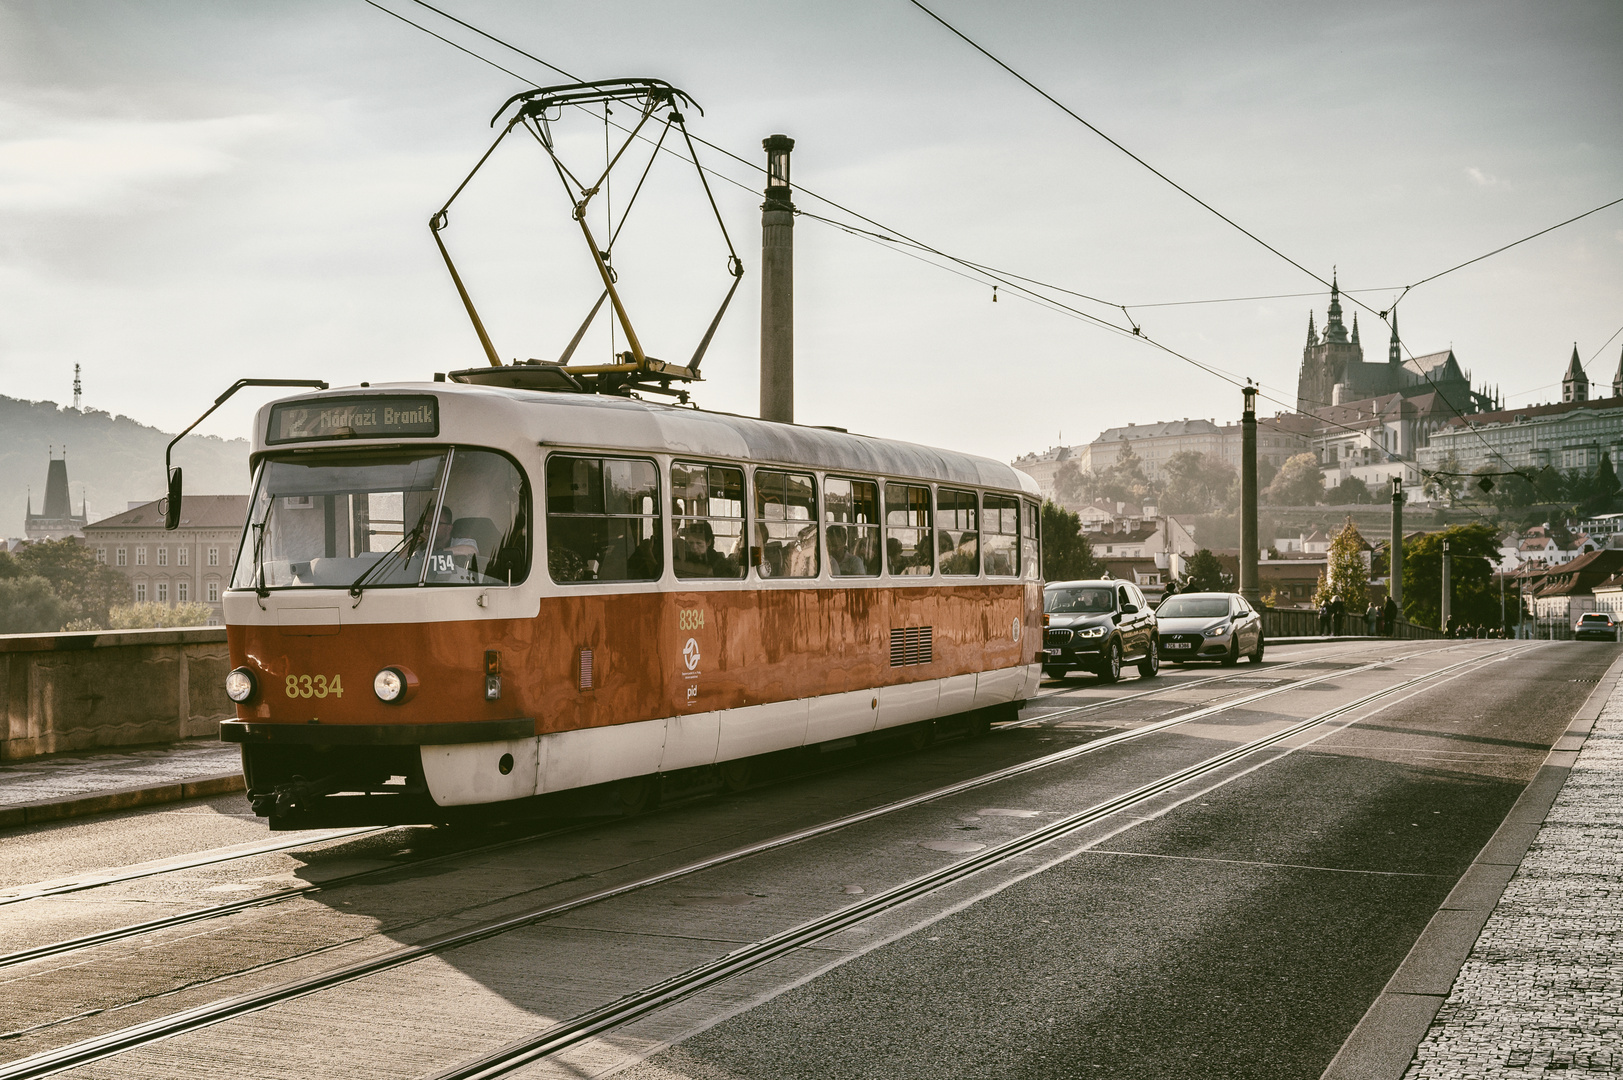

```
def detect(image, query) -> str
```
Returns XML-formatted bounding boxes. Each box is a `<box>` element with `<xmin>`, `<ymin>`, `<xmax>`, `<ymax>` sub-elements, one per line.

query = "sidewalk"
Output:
<box><xmin>0</xmin><ymin>740</ymin><xmax>243</xmax><ymax>828</ymax></box>
<box><xmin>1326</xmin><ymin>656</ymin><xmax>1623</xmax><ymax>1079</ymax></box>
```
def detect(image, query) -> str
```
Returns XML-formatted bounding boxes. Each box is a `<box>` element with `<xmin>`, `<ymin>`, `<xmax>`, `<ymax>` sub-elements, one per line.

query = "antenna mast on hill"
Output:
<box><xmin>73</xmin><ymin>364</ymin><xmax>81</xmax><ymax>410</ymax></box>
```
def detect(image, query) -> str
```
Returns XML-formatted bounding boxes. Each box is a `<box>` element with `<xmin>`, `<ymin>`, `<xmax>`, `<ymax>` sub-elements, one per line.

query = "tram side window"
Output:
<box><xmin>423</xmin><ymin>450</ymin><xmax>531</xmax><ymax>586</ymax></box>
<box><xmin>885</xmin><ymin>483</ymin><xmax>934</xmax><ymax>576</ymax></box>
<box><xmin>983</xmin><ymin>494</ymin><xmax>1020</xmax><ymax>577</ymax></box>
<box><xmin>754</xmin><ymin>469</ymin><xmax>818</xmax><ymax>579</ymax></box>
<box><xmin>672</xmin><ymin>462</ymin><xmax>746</xmax><ymax>579</ymax></box>
<box><xmin>546</xmin><ymin>456</ymin><xmax>662</xmax><ymax>583</ymax></box>
<box><xmin>1023</xmin><ymin>500</ymin><xmax>1041</xmax><ymax>579</ymax></box>
<box><xmin>938</xmin><ymin>488</ymin><xmax>979</xmax><ymax>576</ymax></box>
<box><xmin>824</xmin><ymin>477</ymin><xmax>879</xmax><ymax>577</ymax></box>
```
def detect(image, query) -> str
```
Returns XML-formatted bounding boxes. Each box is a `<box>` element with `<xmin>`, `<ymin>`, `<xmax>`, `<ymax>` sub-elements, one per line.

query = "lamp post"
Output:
<box><xmin>760</xmin><ymin>134</ymin><xmax>795</xmax><ymax>424</ymax></box>
<box><xmin>1390</xmin><ymin>476</ymin><xmax>1404</xmax><ymax>612</ymax></box>
<box><xmin>1441</xmin><ymin>538</ymin><xmax>1452</xmax><ymax>632</ymax></box>
<box><xmin>1240</xmin><ymin>386</ymin><xmax>1259</xmax><ymax>606</ymax></box>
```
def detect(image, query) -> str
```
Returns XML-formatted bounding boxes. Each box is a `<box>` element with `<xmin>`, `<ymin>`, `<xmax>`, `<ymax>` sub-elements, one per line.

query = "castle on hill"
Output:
<box><xmin>1295</xmin><ymin>275</ymin><xmax>1499</xmax><ymax>417</ymax></box>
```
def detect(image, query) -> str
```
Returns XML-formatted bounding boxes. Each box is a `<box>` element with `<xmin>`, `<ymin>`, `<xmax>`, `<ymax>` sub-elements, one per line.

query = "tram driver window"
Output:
<box><xmin>885</xmin><ymin>483</ymin><xmax>933</xmax><ymax>576</ymax></box>
<box><xmin>546</xmin><ymin>456</ymin><xmax>662</xmax><ymax>583</ymax></box>
<box><xmin>672</xmin><ymin>462</ymin><xmax>746</xmax><ymax>579</ymax></box>
<box><xmin>754</xmin><ymin>470</ymin><xmax>818</xmax><ymax>579</ymax></box>
<box><xmin>938</xmin><ymin>488</ymin><xmax>979</xmax><ymax>576</ymax></box>
<box><xmin>426</xmin><ymin>449</ymin><xmax>531</xmax><ymax>586</ymax></box>
<box><xmin>983</xmin><ymin>494</ymin><xmax>1019</xmax><ymax>577</ymax></box>
<box><xmin>824</xmin><ymin>477</ymin><xmax>879</xmax><ymax>577</ymax></box>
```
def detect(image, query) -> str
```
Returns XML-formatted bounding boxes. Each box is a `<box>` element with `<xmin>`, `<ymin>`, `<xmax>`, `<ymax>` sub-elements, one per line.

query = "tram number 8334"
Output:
<box><xmin>285</xmin><ymin>674</ymin><xmax>345</xmax><ymax>699</ymax></box>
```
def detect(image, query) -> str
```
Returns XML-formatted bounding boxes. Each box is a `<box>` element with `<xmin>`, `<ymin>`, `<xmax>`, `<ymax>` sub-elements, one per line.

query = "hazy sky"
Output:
<box><xmin>2</xmin><ymin>0</ymin><xmax>1620</xmax><ymax>466</ymax></box>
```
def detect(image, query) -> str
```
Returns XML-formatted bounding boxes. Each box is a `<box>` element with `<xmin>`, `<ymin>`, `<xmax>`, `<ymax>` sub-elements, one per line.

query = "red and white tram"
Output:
<box><xmin>217</xmin><ymin>380</ymin><xmax>1044</xmax><ymax>828</ymax></box>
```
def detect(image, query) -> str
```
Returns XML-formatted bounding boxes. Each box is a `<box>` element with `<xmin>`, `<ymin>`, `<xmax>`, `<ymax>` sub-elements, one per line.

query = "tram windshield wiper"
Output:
<box><xmin>348</xmin><ymin>504</ymin><xmax>434</xmax><ymax>604</ymax></box>
<box><xmin>250</xmin><ymin>520</ymin><xmax>270</xmax><ymax>599</ymax></box>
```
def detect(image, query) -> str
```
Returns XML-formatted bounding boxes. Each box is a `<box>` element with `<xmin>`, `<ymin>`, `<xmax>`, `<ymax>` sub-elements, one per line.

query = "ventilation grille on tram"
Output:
<box><xmin>890</xmin><ymin>626</ymin><xmax>933</xmax><ymax>667</ymax></box>
<box><xmin>578</xmin><ymin>648</ymin><xmax>594</xmax><ymax>691</ymax></box>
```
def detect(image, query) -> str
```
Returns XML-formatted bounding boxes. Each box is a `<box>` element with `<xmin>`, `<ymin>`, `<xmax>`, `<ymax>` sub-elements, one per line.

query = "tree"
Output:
<box><xmin>1313</xmin><ymin>517</ymin><xmax>1370</xmax><ymax>612</ymax></box>
<box><xmin>1041</xmin><ymin>501</ymin><xmax>1100</xmax><ymax>581</ymax></box>
<box><xmin>1053</xmin><ymin>460</ymin><xmax>1089</xmax><ymax>506</ymax></box>
<box><xmin>1095</xmin><ymin>443</ymin><xmax>1153</xmax><ymax>505</ymax></box>
<box><xmin>0</xmin><ymin>576</ymin><xmax>67</xmax><ymax>634</ymax></box>
<box><xmin>1334</xmin><ymin>475</ymin><xmax>1372</xmax><ymax>504</ymax></box>
<box><xmin>1421</xmin><ymin>452</ymin><xmax>1465</xmax><ymax>504</ymax></box>
<box><xmin>107</xmin><ymin>602</ymin><xmax>215</xmax><ymax>629</ymax></box>
<box><xmin>1263</xmin><ymin>453</ymin><xmax>1323</xmax><ymax>506</ymax></box>
<box><xmin>1401</xmin><ymin>524</ymin><xmax>1500</xmax><ymax>630</ymax></box>
<box><xmin>1183</xmin><ymin>549</ymin><xmax>1233</xmax><ymax>592</ymax></box>
<box><xmin>1159</xmin><ymin>451</ymin><xmax>1238</xmax><ymax>515</ymax></box>
<box><xmin>14</xmin><ymin>539</ymin><xmax>128</xmax><ymax>628</ymax></box>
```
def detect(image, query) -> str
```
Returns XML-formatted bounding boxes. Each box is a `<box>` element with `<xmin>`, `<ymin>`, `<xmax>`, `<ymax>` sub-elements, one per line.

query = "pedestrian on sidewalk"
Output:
<box><xmin>1318</xmin><ymin>604</ymin><xmax>1331</xmax><ymax>636</ymax></box>
<box><xmin>1364</xmin><ymin>604</ymin><xmax>1378</xmax><ymax>635</ymax></box>
<box><xmin>1383</xmin><ymin>595</ymin><xmax>1399</xmax><ymax>637</ymax></box>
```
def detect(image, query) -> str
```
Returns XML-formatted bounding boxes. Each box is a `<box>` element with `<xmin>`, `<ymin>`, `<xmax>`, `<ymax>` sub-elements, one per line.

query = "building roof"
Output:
<box><xmin>1092</xmin><ymin>418</ymin><xmax>1222</xmax><ymax>443</ymax></box>
<box><xmin>85</xmin><ymin>495</ymin><xmax>248</xmax><ymax>531</ymax></box>
<box><xmin>1534</xmin><ymin>548</ymin><xmax>1623</xmax><ymax>597</ymax></box>
<box><xmin>1442</xmin><ymin>393</ymin><xmax>1623</xmax><ymax>429</ymax></box>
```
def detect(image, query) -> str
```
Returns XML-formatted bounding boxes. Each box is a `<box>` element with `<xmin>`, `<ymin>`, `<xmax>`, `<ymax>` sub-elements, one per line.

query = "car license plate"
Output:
<box><xmin>1166</xmin><ymin>642</ymin><xmax>1192</xmax><ymax>649</ymax></box>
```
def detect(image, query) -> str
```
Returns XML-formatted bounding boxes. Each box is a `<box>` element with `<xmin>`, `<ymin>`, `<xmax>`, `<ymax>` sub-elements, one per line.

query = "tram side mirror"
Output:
<box><xmin>164</xmin><ymin>468</ymin><xmax>183</xmax><ymax>530</ymax></box>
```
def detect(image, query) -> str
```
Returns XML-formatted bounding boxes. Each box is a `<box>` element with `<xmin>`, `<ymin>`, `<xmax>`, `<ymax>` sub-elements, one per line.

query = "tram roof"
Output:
<box><xmin>255</xmin><ymin>382</ymin><xmax>1041</xmax><ymax>496</ymax></box>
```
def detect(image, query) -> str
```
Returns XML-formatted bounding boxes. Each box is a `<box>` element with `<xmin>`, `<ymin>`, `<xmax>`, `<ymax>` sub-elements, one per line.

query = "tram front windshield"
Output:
<box><xmin>231</xmin><ymin>447</ymin><xmax>529</xmax><ymax>591</ymax></box>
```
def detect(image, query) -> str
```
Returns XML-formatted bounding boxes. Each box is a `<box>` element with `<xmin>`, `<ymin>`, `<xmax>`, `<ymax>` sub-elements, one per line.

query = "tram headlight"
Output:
<box><xmin>225</xmin><ymin>667</ymin><xmax>257</xmax><ymax>703</ymax></box>
<box><xmin>374</xmin><ymin>668</ymin><xmax>406</xmax><ymax>703</ymax></box>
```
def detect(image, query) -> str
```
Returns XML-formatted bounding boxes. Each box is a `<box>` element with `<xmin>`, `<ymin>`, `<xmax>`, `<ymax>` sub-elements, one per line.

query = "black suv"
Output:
<box><xmin>1042</xmin><ymin>579</ymin><xmax>1160</xmax><ymax>682</ymax></box>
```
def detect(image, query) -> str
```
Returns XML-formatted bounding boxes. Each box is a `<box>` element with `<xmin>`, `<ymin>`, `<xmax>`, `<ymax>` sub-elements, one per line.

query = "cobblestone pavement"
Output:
<box><xmin>1404</xmin><ymin>688</ymin><xmax>1623</xmax><ymax>1078</ymax></box>
<box><xmin>0</xmin><ymin>741</ymin><xmax>241</xmax><ymax>807</ymax></box>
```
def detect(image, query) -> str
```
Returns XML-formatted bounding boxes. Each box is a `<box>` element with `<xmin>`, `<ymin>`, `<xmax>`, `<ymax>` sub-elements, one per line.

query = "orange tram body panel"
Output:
<box><xmin>219</xmin><ymin>382</ymin><xmax>1044</xmax><ymax>827</ymax></box>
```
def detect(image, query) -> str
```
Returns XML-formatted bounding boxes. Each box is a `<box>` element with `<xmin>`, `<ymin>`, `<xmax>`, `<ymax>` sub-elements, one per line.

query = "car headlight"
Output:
<box><xmin>374</xmin><ymin>668</ymin><xmax>406</xmax><ymax>703</ymax></box>
<box><xmin>225</xmin><ymin>667</ymin><xmax>257</xmax><ymax>703</ymax></box>
<box><xmin>1076</xmin><ymin>626</ymin><xmax>1108</xmax><ymax>638</ymax></box>
<box><xmin>1203</xmin><ymin>623</ymin><xmax>1231</xmax><ymax>637</ymax></box>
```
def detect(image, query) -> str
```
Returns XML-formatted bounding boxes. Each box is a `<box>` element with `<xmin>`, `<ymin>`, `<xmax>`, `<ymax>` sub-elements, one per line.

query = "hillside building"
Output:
<box><xmin>82</xmin><ymin>495</ymin><xmax>247</xmax><ymax>625</ymax></box>
<box><xmin>1295</xmin><ymin>277</ymin><xmax>1498</xmax><ymax>416</ymax></box>
<box><xmin>1417</xmin><ymin>348</ymin><xmax>1623</xmax><ymax>479</ymax></box>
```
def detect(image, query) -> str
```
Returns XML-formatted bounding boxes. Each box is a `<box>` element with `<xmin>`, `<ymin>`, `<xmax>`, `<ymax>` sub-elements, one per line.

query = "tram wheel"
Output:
<box><xmin>906</xmin><ymin>721</ymin><xmax>936</xmax><ymax>752</ymax></box>
<box><xmin>718</xmin><ymin>758</ymin><xmax>753</xmax><ymax>793</ymax></box>
<box><xmin>613</xmin><ymin>775</ymin><xmax>658</xmax><ymax>817</ymax></box>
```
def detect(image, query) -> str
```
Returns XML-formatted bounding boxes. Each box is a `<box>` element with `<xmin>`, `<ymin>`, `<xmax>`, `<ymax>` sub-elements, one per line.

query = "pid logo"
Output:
<box><xmin>683</xmin><ymin>637</ymin><xmax>701</xmax><ymax>671</ymax></box>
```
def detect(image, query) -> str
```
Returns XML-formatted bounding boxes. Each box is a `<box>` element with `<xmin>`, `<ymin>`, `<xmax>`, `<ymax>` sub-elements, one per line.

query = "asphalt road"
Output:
<box><xmin>0</xmin><ymin>639</ymin><xmax>1612</xmax><ymax>1080</ymax></box>
<box><xmin>622</xmin><ymin>641</ymin><xmax>1616</xmax><ymax>1080</ymax></box>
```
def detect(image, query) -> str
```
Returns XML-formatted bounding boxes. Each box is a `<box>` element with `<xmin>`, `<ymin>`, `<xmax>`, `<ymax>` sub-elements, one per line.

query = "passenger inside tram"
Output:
<box><xmin>828</xmin><ymin>526</ymin><xmax>866</xmax><ymax>576</ymax></box>
<box><xmin>676</xmin><ymin>521</ymin><xmax>739</xmax><ymax>578</ymax></box>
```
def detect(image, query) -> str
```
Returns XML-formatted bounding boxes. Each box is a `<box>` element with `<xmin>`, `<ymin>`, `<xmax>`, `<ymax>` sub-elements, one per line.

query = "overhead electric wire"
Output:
<box><xmin>364</xmin><ymin>0</ymin><xmax>1487</xmax><ymax>486</ymax></box>
<box><xmin>368</xmin><ymin>0</ymin><xmax>1582</xmax><ymax>505</ymax></box>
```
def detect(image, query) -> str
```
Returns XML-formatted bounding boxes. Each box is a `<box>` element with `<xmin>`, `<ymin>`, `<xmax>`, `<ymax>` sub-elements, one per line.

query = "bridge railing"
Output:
<box><xmin>1</xmin><ymin>627</ymin><xmax>232</xmax><ymax>762</ymax></box>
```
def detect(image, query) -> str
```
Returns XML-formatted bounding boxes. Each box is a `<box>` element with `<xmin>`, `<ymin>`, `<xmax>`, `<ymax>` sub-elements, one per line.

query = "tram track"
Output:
<box><xmin>430</xmin><ymin>643</ymin><xmax>1531</xmax><ymax>1080</ymax></box>
<box><xmin>0</xmin><ymin>641</ymin><xmax>1527</xmax><ymax>1080</ymax></box>
<box><xmin>0</xmin><ymin>640</ymin><xmax>1453</xmax><ymax>978</ymax></box>
<box><xmin>0</xmin><ymin>640</ymin><xmax>1468</xmax><ymax>980</ymax></box>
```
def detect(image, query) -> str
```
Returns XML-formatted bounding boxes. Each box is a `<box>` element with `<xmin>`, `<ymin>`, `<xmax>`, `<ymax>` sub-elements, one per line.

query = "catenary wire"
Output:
<box><xmin>369</xmin><ymin>0</ymin><xmax>1563</xmax><ymax>502</ymax></box>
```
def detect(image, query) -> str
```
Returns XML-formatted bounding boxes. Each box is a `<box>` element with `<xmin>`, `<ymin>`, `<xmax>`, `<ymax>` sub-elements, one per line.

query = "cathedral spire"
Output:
<box><xmin>1322</xmin><ymin>270</ymin><xmax>1349</xmax><ymax>344</ymax></box>
<box><xmin>1613</xmin><ymin>342</ymin><xmax>1622</xmax><ymax>399</ymax></box>
<box><xmin>1350</xmin><ymin>311</ymin><xmax>1360</xmax><ymax>344</ymax></box>
<box><xmin>1306</xmin><ymin>310</ymin><xmax>1317</xmax><ymax>346</ymax></box>
<box><xmin>1388</xmin><ymin>307</ymin><xmax>1402</xmax><ymax>365</ymax></box>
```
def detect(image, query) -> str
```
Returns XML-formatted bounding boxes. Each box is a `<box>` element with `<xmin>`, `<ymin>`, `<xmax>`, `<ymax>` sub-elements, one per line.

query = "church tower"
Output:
<box><xmin>1563</xmin><ymin>345</ymin><xmax>1589</xmax><ymax>403</ymax></box>
<box><xmin>1294</xmin><ymin>273</ymin><xmax>1365</xmax><ymax>411</ymax></box>
<box><xmin>1612</xmin><ymin>343</ymin><xmax>1622</xmax><ymax>399</ymax></box>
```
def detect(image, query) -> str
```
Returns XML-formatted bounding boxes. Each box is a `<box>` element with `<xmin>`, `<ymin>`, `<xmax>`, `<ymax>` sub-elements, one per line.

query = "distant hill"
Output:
<box><xmin>1</xmin><ymin>396</ymin><xmax>251</xmax><ymax>537</ymax></box>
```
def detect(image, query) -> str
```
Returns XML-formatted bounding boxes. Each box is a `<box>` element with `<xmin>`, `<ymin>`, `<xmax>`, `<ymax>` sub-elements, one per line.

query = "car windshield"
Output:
<box><xmin>1158</xmin><ymin>597</ymin><xmax>1230</xmax><ymax>619</ymax></box>
<box><xmin>1044</xmin><ymin>586</ymin><xmax>1114</xmax><ymax>614</ymax></box>
<box><xmin>231</xmin><ymin>447</ymin><xmax>530</xmax><ymax>591</ymax></box>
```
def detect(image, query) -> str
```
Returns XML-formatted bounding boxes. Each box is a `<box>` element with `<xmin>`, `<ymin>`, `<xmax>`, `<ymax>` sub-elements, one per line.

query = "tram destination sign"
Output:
<box><xmin>267</xmin><ymin>395</ymin><xmax>439</xmax><ymax>444</ymax></box>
